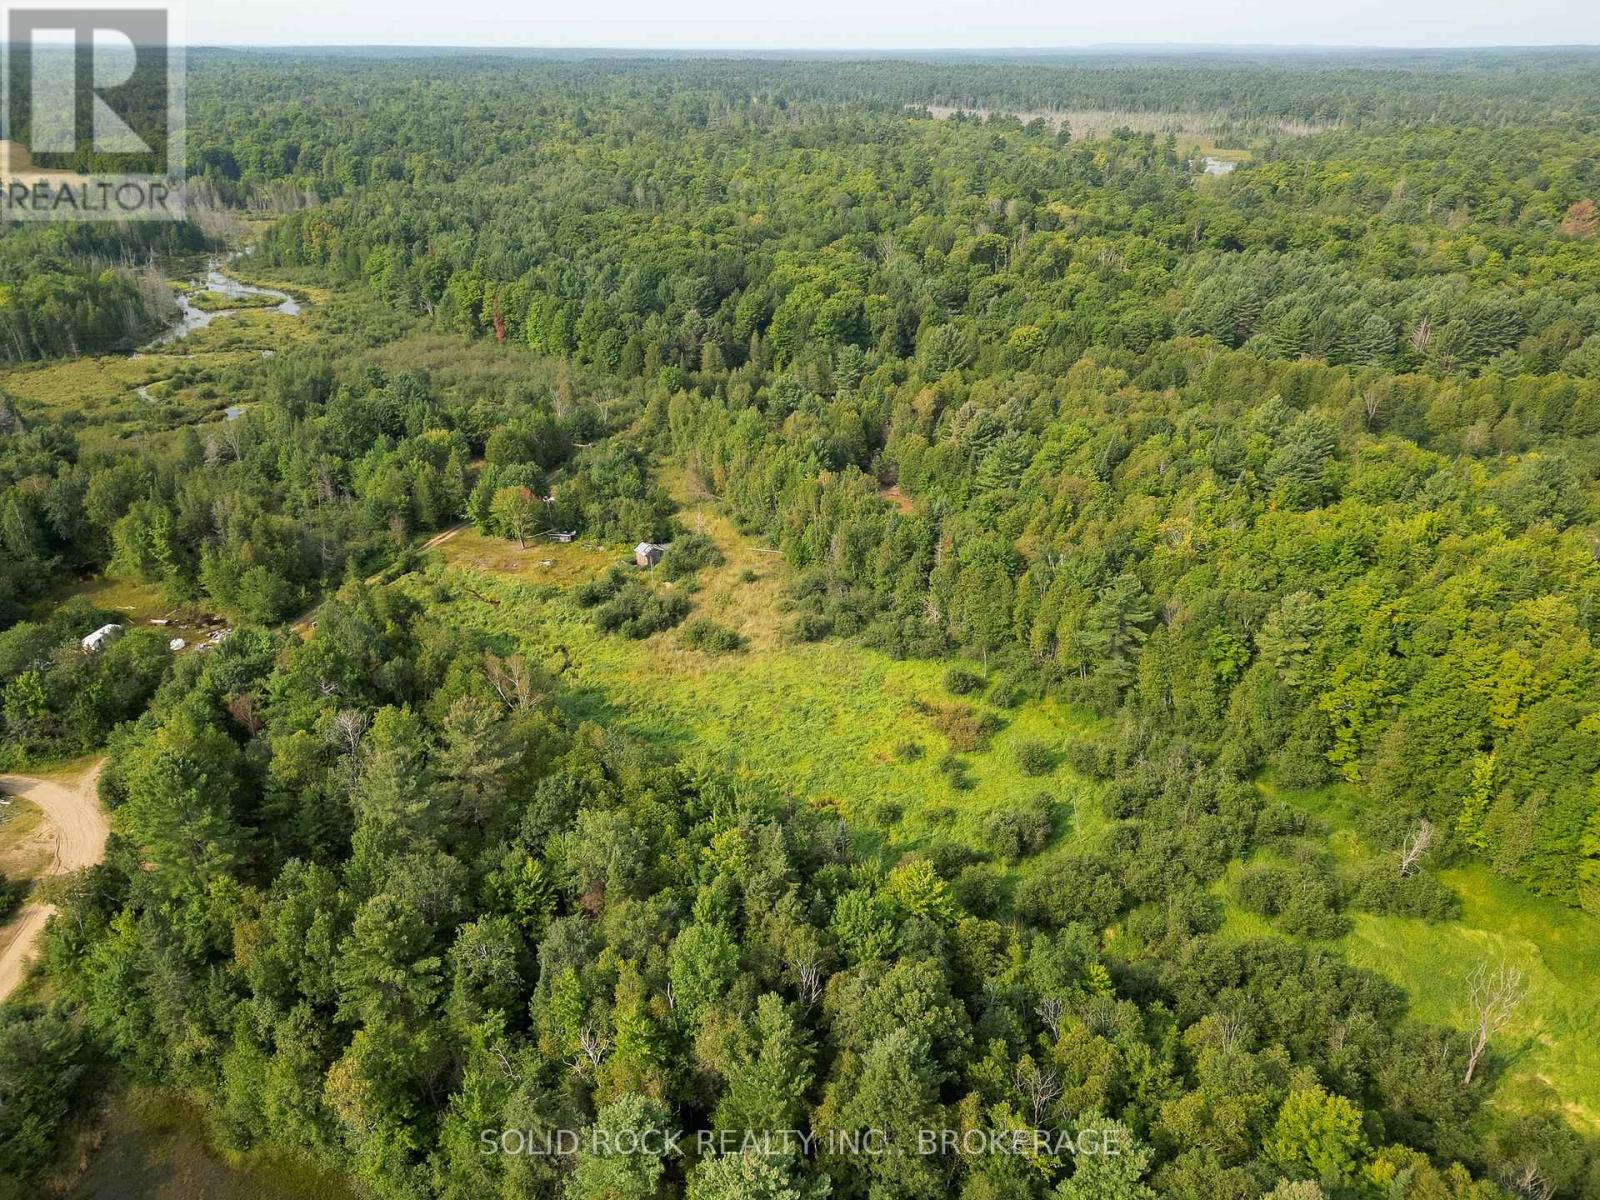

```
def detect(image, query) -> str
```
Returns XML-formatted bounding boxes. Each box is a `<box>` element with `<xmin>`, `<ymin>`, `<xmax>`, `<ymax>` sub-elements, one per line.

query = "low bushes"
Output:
<box><xmin>1013</xmin><ymin>739</ymin><xmax>1056</xmax><ymax>776</ymax></box>
<box><xmin>1235</xmin><ymin>852</ymin><xmax>1349</xmax><ymax>939</ymax></box>
<box><xmin>593</xmin><ymin>582</ymin><xmax>691</xmax><ymax>639</ymax></box>
<box><xmin>983</xmin><ymin>794</ymin><xmax>1057</xmax><ymax>862</ymax></box>
<box><xmin>679</xmin><ymin>618</ymin><xmax>746</xmax><ymax>654</ymax></box>
<box><xmin>943</xmin><ymin>666</ymin><xmax>986</xmax><ymax>696</ymax></box>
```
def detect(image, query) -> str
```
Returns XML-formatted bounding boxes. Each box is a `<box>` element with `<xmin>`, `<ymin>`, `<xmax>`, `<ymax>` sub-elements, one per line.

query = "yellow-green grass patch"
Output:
<box><xmin>1342</xmin><ymin>868</ymin><xmax>1600</xmax><ymax>1131</ymax></box>
<box><xmin>414</xmin><ymin>499</ymin><xmax>1101</xmax><ymax>857</ymax></box>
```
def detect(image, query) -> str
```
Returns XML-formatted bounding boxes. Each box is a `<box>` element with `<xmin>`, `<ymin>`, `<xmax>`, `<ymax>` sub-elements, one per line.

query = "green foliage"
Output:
<box><xmin>572</xmin><ymin>1094</ymin><xmax>675</xmax><ymax>1200</ymax></box>
<box><xmin>983</xmin><ymin>793</ymin><xmax>1057</xmax><ymax>863</ymax></box>
<box><xmin>1012</xmin><ymin>739</ymin><xmax>1056</xmax><ymax>777</ymax></box>
<box><xmin>593</xmin><ymin>581</ymin><xmax>692</xmax><ymax>639</ymax></box>
<box><xmin>679</xmin><ymin>617</ymin><xmax>746</xmax><ymax>654</ymax></box>
<box><xmin>659</xmin><ymin>530</ymin><xmax>725</xmax><ymax>581</ymax></box>
<box><xmin>0</xmin><ymin>1003</ymin><xmax>89</xmax><ymax>1190</ymax></box>
<box><xmin>1264</xmin><ymin>1086</ymin><xmax>1367</xmax><ymax>1186</ymax></box>
<box><xmin>14</xmin><ymin>44</ymin><xmax>1600</xmax><ymax>1200</ymax></box>
<box><xmin>1235</xmin><ymin>853</ymin><xmax>1350</xmax><ymax>940</ymax></box>
<box><xmin>1053</xmin><ymin>1120</ymin><xmax>1157</xmax><ymax>1200</ymax></box>
<box><xmin>943</xmin><ymin>666</ymin><xmax>986</xmax><ymax>696</ymax></box>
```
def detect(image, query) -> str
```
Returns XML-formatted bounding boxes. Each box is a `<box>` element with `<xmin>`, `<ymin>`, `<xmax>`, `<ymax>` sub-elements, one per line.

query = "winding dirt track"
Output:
<box><xmin>0</xmin><ymin>761</ymin><xmax>107</xmax><ymax>1003</ymax></box>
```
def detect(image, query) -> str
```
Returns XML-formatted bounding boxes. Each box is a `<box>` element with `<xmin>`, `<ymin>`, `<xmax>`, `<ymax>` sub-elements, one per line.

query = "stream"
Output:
<box><xmin>139</xmin><ymin>256</ymin><xmax>302</xmax><ymax>419</ymax></box>
<box><xmin>151</xmin><ymin>256</ymin><xmax>301</xmax><ymax>347</ymax></box>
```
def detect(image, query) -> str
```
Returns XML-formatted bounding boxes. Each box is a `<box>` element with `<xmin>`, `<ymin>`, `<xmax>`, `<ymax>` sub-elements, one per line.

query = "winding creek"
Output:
<box><xmin>152</xmin><ymin>257</ymin><xmax>302</xmax><ymax>346</ymax></box>
<box><xmin>137</xmin><ymin>257</ymin><xmax>303</xmax><ymax>420</ymax></box>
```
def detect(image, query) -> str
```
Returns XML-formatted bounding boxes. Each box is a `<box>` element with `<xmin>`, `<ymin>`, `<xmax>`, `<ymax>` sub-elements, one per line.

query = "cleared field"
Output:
<box><xmin>419</xmin><ymin>497</ymin><xmax>1102</xmax><ymax>857</ymax></box>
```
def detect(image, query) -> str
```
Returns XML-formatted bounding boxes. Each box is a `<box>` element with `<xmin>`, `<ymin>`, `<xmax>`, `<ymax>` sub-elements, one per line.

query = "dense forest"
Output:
<box><xmin>3</xmin><ymin>46</ymin><xmax>1600</xmax><ymax>1200</ymax></box>
<box><xmin>0</xmin><ymin>223</ymin><xmax>202</xmax><ymax>362</ymax></box>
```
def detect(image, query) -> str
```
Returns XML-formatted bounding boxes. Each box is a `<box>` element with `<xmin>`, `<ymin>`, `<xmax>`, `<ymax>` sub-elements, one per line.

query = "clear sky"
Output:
<box><xmin>184</xmin><ymin>0</ymin><xmax>1599</xmax><ymax>51</ymax></box>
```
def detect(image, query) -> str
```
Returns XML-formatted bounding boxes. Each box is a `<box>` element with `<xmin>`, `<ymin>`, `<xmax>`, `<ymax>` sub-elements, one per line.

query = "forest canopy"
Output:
<box><xmin>2</xmin><ymin>44</ymin><xmax>1600</xmax><ymax>1200</ymax></box>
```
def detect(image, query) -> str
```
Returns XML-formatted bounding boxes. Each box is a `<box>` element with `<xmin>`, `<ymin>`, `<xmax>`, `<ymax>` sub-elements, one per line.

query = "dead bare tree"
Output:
<box><xmin>1361</xmin><ymin>386</ymin><xmax>1384</xmax><ymax>430</ymax></box>
<box><xmin>1212</xmin><ymin>1011</ymin><xmax>1247</xmax><ymax>1054</ymax></box>
<box><xmin>227</xmin><ymin>692</ymin><xmax>263</xmax><ymax>735</ymax></box>
<box><xmin>326</xmin><ymin>708</ymin><xmax>370</xmax><ymax>756</ymax></box>
<box><xmin>1501</xmin><ymin>1160</ymin><xmax>1555</xmax><ymax>1200</ymax></box>
<box><xmin>492</xmin><ymin>1045</ymin><xmax>523</xmax><ymax>1085</ymax></box>
<box><xmin>573</xmin><ymin>1026</ymin><xmax>611</xmax><ymax>1077</ymax></box>
<box><xmin>786</xmin><ymin>947</ymin><xmax>826</xmax><ymax>1007</ymax></box>
<box><xmin>1398</xmin><ymin>819</ymin><xmax>1435</xmax><ymax>878</ymax></box>
<box><xmin>485</xmin><ymin>652</ymin><xmax>549</xmax><ymax>712</ymax></box>
<box><xmin>1462</xmin><ymin>961</ymin><xmax>1527</xmax><ymax>1084</ymax></box>
<box><xmin>1013</xmin><ymin>1059</ymin><xmax>1062</xmax><ymax>1127</ymax></box>
<box><xmin>1035</xmin><ymin>996</ymin><xmax>1066</xmax><ymax>1041</ymax></box>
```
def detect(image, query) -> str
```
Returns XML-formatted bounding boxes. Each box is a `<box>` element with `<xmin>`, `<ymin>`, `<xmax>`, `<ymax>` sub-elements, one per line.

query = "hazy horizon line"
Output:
<box><xmin>181</xmin><ymin>40</ymin><xmax>1600</xmax><ymax>53</ymax></box>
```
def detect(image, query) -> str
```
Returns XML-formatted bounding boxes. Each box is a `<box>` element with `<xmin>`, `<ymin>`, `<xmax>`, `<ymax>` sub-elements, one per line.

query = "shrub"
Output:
<box><xmin>983</xmin><ymin>794</ymin><xmax>1056</xmax><ymax>862</ymax></box>
<box><xmin>1062</xmin><ymin>736</ymin><xmax>1114</xmax><ymax>780</ymax></box>
<box><xmin>937</xmin><ymin>752</ymin><xmax>972</xmax><ymax>790</ymax></box>
<box><xmin>872</xmin><ymin>801</ymin><xmax>903</xmax><ymax>828</ymax></box>
<box><xmin>593</xmin><ymin>583</ymin><xmax>691</xmax><ymax>639</ymax></box>
<box><xmin>0</xmin><ymin>870</ymin><xmax>23</xmax><ymax>922</ymax></box>
<box><xmin>1347</xmin><ymin>862</ymin><xmax>1462</xmax><ymax>921</ymax></box>
<box><xmin>575</xmin><ymin>566</ymin><xmax>629</xmax><ymax>608</ymax></box>
<box><xmin>988</xmin><ymin>668</ymin><xmax>1037</xmax><ymax>708</ymax></box>
<box><xmin>678</xmin><ymin>618</ymin><xmax>745</xmax><ymax>654</ymax></box>
<box><xmin>1015</xmin><ymin>852</ymin><xmax>1127</xmax><ymax>928</ymax></box>
<box><xmin>1235</xmin><ymin>856</ymin><xmax>1349</xmax><ymax>939</ymax></box>
<box><xmin>926</xmin><ymin>841</ymin><xmax>986</xmax><ymax>877</ymax></box>
<box><xmin>1013</xmin><ymin>739</ymin><xmax>1056</xmax><ymax>776</ymax></box>
<box><xmin>892</xmin><ymin>739</ymin><xmax>924</xmax><ymax>763</ymax></box>
<box><xmin>927</xmin><ymin>702</ymin><xmax>1004</xmax><ymax>753</ymax></box>
<box><xmin>785</xmin><ymin>612</ymin><xmax>831</xmax><ymax>643</ymax></box>
<box><xmin>944</xmin><ymin>666</ymin><xmax>986</xmax><ymax>696</ymax></box>
<box><xmin>953</xmin><ymin>863</ymin><xmax>1007</xmax><ymax>916</ymax></box>
<box><xmin>660</xmin><ymin>530</ymin><xmax>724</xmax><ymax>581</ymax></box>
<box><xmin>738</xmin><ymin>568</ymin><xmax>759</xmax><ymax>583</ymax></box>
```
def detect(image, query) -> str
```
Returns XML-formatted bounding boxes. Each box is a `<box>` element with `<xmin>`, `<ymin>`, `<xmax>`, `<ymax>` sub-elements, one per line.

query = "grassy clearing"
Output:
<box><xmin>38</xmin><ymin>575</ymin><xmax>221</xmax><ymax>652</ymax></box>
<box><xmin>1344</xmin><ymin>871</ymin><xmax>1600</xmax><ymax>1131</ymax></box>
<box><xmin>421</xmin><ymin>498</ymin><xmax>1102</xmax><ymax>859</ymax></box>
<box><xmin>1255</xmin><ymin>777</ymin><xmax>1600</xmax><ymax>1131</ymax></box>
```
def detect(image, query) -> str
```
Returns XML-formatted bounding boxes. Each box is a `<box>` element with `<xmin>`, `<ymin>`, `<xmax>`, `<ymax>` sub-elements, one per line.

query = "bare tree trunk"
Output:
<box><xmin>1462</xmin><ymin>961</ymin><xmax>1526</xmax><ymax>1085</ymax></box>
<box><xmin>1399</xmin><ymin>819</ymin><xmax>1434</xmax><ymax>878</ymax></box>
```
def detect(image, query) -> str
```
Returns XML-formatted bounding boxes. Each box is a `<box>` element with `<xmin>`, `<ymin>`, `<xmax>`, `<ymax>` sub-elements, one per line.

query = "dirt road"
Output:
<box><xmin>420</xmin><ymin>521</ymin><xmax>468</xmax><ymax>551</ymax></box>
<box><xmin>0</xmin><ymin>761</ymin><xmax>107</xmax><ymax>1003</ymax></box>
